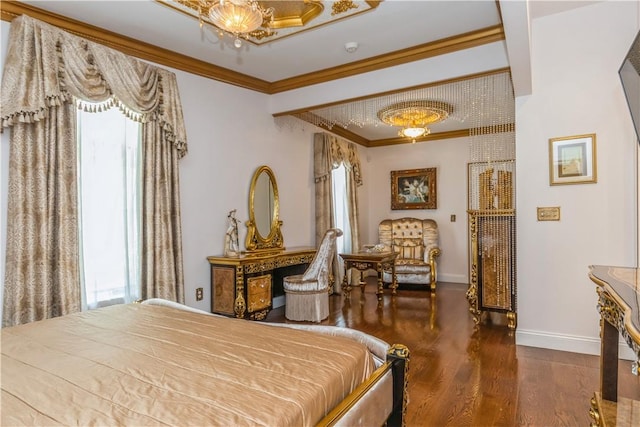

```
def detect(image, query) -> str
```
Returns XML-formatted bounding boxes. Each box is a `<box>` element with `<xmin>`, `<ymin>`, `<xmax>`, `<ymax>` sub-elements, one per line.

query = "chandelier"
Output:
<box><xmin>201</xmin><ymin>0</ymin><xmax>274</xmax><ymax>48</ymax></box>
<box><xmin>377</xmin><ymin>101</ymin><xmax>453</xmax><ymax>142</ymax></box>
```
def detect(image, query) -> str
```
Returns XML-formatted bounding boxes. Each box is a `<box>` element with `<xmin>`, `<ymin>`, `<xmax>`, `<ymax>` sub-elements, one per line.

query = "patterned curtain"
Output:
<box><xmin>313</xmin><ymin>133</ymin><xmax>363</xmax><ymax>293</ymax></box>
<box><xmin>1</xmin><ymin>15</ymin><xmax>188</xmax><ymax>326</ymax></box>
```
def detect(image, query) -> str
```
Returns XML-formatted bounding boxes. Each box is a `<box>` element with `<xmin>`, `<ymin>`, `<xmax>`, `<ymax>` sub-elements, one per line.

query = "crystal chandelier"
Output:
<box><xmin>377</xmin><ymin>101</ymin><xmax>453</xmax><ymax>142</ymax></box>
<box><xmin>201</xmin><ymin>0</ymin><xmax>274</xmax><ymax>48</ymax></box>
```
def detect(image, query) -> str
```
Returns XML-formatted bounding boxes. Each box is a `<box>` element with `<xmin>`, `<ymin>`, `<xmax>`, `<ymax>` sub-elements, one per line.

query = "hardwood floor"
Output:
<box><xmin>266</xmin><ymin>280</ymin><xmax>640</xmax><ymax>426</ymax></box>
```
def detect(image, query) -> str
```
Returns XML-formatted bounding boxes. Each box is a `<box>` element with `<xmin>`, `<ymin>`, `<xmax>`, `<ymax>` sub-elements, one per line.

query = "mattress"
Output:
<box><xmin>1</xmin><ymin>303</ymin><xmax>376</xmax><ymax>426</ymax></box>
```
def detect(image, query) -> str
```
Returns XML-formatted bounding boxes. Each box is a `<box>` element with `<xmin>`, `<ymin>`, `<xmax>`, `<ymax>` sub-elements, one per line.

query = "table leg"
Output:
<box><xmin>600</xmin><ymin>317</ymin><xmax>619</xmax><ymax>402</ymax></box>
<box><xmin>342</xmin><ymin>263</ymin><xmax>352</xmax><ymax>301</ymax></box>
<box><xmin>391</xmin><ymin>262</ymin><xmax>398</xmax><ymax>295</ymax></box>
<box><xmin>376</xmin><ymin>263</ymin><xmax>384</xmax><ymax>302</ymax></box>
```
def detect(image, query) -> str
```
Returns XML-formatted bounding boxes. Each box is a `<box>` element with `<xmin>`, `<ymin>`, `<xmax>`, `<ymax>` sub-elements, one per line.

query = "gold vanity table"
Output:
<box><xmin>339</xmin><ymin>251</ymin><xmax>398</xmax><ymax>302</ymax></box>
<box><xmin>209</xmin><ymin>165</ymin><xmax>317</xmax><ymax>320</ymax></box>
<box><xmin>208</xmin><ymin>247</ymin><xmax>316</xmax><ymax>320</ymax></box>
<box><xmin>588</xmin><ymin>265</ymin><xmax>640</xmax><ymax>427</ymax></box>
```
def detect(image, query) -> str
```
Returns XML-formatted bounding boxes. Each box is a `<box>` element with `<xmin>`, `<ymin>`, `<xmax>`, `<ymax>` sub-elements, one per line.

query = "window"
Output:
<box><xmin>331</xmin><ymin>164</ymin><xmax>352</xmax><ymax>277</ymax></box>
<box><xmin>77</xmin><ymin>104</ymin><xmax>142</xmax><ymax>309</ymax></box>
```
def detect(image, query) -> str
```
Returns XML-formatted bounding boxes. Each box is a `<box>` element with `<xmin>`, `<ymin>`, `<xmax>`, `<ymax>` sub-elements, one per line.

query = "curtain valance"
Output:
<box><xmin>313</xmin><ymin>133</ymin><xmax>363</xmax><ymax>186</ymax></box>
<box><xmin>0</xmin><ymin>15</ymin><xmax>187</xmax><ymax>157</ymax></box>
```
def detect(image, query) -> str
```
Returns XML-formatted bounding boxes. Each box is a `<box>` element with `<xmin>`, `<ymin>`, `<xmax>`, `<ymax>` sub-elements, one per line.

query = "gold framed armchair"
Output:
<box><xmin>378</xmin><ymin>218</ymin><xmax>441</xmax><ymax>291</ymax></box>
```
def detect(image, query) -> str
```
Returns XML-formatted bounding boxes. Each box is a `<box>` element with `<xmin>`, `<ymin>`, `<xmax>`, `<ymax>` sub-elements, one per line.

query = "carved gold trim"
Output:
<box><xmin>597</xmin><ymin>287</ymin><xmax>640</xmax><ymax>356</ymax></box>
<box><xmin>429</xmin><ymin>248</ymin><xmax>441</xmax><ymax>292</ymax></box>
<box><xmin>466</xmin><ymin>213</ymin><xmax>482</xmax><ymax>325</ymax></box>
<box><xmin>589</xmin><ymin>393</ymin><xmax>601</xmax><ymax>427</ymax></box>
<box><xmin>234</xmin><ymin>265</ymin><xmax>246</xmax><ymax>318</ymax></box>
<box><xmin>332</xmin><ymin>0</ymin><xmax>359</xmax><ymax>16</ymax></box>
<box><xmin>506</xmin><ymin>311</ymin><xmax>517</xmax><ymax>329</ymax></box>
<box><xmin>0</xmin><ymin>1</ymin><xmax>504</xmax><ymax>95</ymax></box>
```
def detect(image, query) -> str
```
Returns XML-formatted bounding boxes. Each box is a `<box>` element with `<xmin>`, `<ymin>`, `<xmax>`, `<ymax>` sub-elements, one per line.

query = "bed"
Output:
<box><xmin>1</xmin><ymin>299</ymin><xmax>409</xmax><ymax>426</ymax></box>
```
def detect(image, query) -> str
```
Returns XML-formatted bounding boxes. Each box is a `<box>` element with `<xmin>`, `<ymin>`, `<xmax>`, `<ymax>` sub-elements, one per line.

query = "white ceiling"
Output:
<box><xmin>12</xmin><ymin>1</ymin><xmax>598</xmax><ymax>144</ymax></box>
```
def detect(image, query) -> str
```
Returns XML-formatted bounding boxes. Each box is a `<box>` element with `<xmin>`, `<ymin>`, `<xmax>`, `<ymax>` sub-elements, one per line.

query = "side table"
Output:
<box><xmin>339</xmin><ymin>251</ymin><xmax>398</xmax><ymax>302</ymax></box>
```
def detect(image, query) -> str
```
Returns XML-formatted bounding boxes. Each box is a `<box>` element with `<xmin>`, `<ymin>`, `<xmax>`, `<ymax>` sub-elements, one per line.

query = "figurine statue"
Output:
<box><xmin>224</xmin><ymin>209</ymin><xmax>240</xmax><ymax>257</ymax></box>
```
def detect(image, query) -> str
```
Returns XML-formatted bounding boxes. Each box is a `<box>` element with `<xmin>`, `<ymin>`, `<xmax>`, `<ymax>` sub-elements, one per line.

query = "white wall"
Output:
<box><xmin>515</xmin><ymin>1</ymin><xmax>639</xmax><ymax>357</ymax></box>
<box><xmin>363</xmin><ymin>137</ymin><xmax>471</xmax><ymax>284</ymax></box>
<box><xmin>176</xmin><ymin>72</ymin><xmax>317</xmax><ymax>310</ymax></box>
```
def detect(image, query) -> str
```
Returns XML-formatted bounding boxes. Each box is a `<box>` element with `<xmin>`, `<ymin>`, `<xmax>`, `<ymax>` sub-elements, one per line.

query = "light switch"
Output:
<box><xmin>450</xmin><ymin>214</ymin><xmax>456</xmax><ymax>222</ymax></box>
<box><xmin>537</xmin><ymin>207</ymin><xmax>560</xmax><ymax>221</ymax></box>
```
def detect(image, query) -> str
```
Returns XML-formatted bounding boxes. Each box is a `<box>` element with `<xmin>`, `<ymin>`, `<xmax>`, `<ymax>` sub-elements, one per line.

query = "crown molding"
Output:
<box><xmin>0</xmin><ymin>1</ymin><xmax>505</xmax><ymax>95</ymax></box>
<box><xmin>368</xmin><ymin>129</ymin><xmax>473</xmax><ymax>147</ymax></box>
<box><xmin>368</xmin><ymin>124</ymin><xmax>514</xmax><ymax>147</ymax></box>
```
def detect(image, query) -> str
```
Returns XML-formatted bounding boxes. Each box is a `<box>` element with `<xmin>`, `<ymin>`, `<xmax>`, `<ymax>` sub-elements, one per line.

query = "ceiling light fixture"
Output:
<box><xmin>377</xmin><ymin>101</ymin><xmax>453</xmax><ymax>143</ymax></box>
<box><xmin>200</xmin><ymin>0</ymin><xmax>274</xmax><ymax>48</ymax></box>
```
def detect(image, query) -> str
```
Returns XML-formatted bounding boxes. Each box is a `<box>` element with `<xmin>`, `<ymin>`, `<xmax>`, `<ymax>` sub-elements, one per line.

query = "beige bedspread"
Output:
<box><xmin>1</xmin><ymin>303</ymin><xmax>375</xmax><ymax>426</ymax></box>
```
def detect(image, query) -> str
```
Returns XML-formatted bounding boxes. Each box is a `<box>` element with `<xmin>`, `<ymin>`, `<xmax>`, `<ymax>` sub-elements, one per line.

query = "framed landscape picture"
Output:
<box><xmin>391</xmin><ymin>168</ymin><xmax>437</xmax><ymax>210</ymax></box>
<box><xmin>549</xmin><ymin>134</ymin><xmax>597</xmax><ymax>185</ymax></box>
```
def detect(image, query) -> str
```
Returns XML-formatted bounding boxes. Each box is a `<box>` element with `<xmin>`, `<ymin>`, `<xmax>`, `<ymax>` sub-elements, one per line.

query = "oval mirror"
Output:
<box><xmin>245</xmin><ymin>166</ymin><xmax>284</xmax><ymax>252</ymax></box>
<box><xmin>254</xmin><ymin>170</ymin><xmax>273</xmax><ymax>239</ymax></box>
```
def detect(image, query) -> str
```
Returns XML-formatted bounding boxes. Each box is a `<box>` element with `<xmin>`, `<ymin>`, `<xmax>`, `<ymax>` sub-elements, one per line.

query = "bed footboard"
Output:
<box><xmin>387</xmin><ymin>344</ymin><xmax>410</xmax><ymax>427</ymax></box>
<box><xmin>317</xmin><ymin>344</ymin><xmax>410</xmax><ymax>427</ymax></box>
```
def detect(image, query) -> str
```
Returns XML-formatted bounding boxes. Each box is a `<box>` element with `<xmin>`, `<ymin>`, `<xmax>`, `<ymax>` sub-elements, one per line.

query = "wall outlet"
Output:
<box><xmin>195</xmin><ymin>287</ymin><xmax>203</xmax><ymax>301</ymax></box>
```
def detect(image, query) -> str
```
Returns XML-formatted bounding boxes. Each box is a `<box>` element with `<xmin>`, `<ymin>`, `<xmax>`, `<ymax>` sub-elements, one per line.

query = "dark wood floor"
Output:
<box><xmin>266</xmin><ymin>279</ymin><xmax>640</xmax><ymax>427</ymax></box>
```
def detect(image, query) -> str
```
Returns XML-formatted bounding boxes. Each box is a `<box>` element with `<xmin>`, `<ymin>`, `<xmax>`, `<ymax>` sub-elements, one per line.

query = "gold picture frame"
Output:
<box><xmin>549</xmin><ymin>134</ymin><xmax>597</xmax><ymax>185</ymax></box>
<box><xmin>391</xmin><ymin>168</ymin><xmax>437</xmax><ymax>210</ymax></box>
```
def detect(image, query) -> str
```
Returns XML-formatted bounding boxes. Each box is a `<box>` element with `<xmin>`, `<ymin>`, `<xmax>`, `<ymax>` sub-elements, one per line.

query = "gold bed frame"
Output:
<box><xmin>318</xmin><ymin>344</ymin><xmax>410</xmax><ymax>427</ymax></box>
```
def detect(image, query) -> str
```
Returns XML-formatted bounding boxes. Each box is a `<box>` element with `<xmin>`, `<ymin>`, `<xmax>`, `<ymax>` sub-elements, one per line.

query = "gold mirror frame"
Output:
<box><xmin>245</xmin><ymin>165</ymin><xmax>284</xmax><ymax>252</ymax></box>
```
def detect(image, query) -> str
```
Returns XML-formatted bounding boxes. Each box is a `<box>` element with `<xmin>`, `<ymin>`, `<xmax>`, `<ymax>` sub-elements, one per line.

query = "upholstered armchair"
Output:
<box><xmin>378</xmin><ymin>218</ymin><xmax>441</xmax><ymax>291</ymax></box>
<box><xmin>283</xmin><ymin>228</ymin><xmax>343</xmax><ymax>322</ymax></box>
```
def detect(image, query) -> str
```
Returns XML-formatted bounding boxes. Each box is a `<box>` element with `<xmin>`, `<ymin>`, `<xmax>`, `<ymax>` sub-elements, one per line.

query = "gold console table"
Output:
<box><xmin>207</xmin><ymin>247</ymin><xmax>315</xmax><ymax>320</ymax></box>
<box><xmin>588</xmin><ymin>265</ymin><xmax>640</xmax><ymax>427</ymax></box>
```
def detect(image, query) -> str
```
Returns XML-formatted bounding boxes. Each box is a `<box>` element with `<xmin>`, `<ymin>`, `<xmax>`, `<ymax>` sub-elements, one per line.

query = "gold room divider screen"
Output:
<box><xmin>466</xmin><ymin>71</ymin><xmax>517</xmax><ymax>330</ymax></box>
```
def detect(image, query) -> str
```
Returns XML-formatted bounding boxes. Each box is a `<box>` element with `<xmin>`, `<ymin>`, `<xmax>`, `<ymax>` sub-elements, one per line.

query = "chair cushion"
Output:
<box><xmin>395</xmin><ymin>263</ymin><xmax>431</xmax><ymax>275</ymax></box>
<box><xmin>283</xmin><ymin>275</ymin><xmax>324</xmax><ymax>293</ymax></box>
<box><xmin>396</xmin><ymin>259</ymin><xmax>428</xmax><ymax>267</ymax></box>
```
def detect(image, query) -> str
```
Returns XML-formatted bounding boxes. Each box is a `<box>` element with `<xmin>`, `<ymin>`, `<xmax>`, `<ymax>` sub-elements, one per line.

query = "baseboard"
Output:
<box><xmin>516</xmin><ymin>329</ymin><xmax>636</xmax><ymax>361</ymax></box>
<box><xmin>438</xmin><ymin>273</ymin><xmax>467</xmax><ymax>284</ymax></box>
<box><xmin>360</xmin><ymin>271</ymin><xmax>468</xmax><ymax>284</ymax></box>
